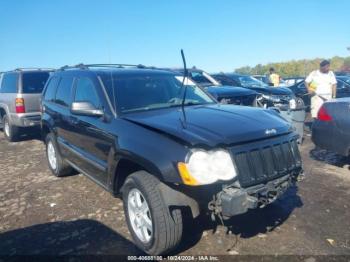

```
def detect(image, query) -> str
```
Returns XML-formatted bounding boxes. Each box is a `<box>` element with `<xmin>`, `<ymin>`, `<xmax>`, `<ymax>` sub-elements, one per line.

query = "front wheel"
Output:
<box><xmin>122</xmin><ymin>171</ymin><xmax>183</xmax><ymax>255</ymax></box>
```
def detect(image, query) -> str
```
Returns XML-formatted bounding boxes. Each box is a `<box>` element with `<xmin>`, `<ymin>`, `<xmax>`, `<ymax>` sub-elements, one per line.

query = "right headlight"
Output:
<box><xmin>177</xmin><ymin>149</ymin><xmax>237</xmax><ymax>186</ymax></box>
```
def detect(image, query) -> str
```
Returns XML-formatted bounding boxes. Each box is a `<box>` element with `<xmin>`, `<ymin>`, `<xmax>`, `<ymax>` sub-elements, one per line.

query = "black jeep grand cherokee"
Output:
<box><xmin>41</xmin><ymin>64</ymin><xmax>303</xmax><ymax>255</ymax></box>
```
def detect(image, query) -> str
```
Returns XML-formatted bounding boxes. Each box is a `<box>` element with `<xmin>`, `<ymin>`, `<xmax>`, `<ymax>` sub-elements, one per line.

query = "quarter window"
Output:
<box><xmin>0</xmin><ymin>73</ymin><xmax>18</xmax><ymax>93</ymax></box>
<box><xmin>74</xmin><ymin>77</ymin><xmax>100</xmax><ymax>108</ymax></box>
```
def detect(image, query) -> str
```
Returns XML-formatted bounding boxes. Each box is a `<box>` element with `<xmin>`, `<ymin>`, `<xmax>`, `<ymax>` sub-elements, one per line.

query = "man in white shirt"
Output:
<box><xmin>305</xmin><ymin>60</ymin><xmax>337</xmax><ymax>118</ymax></box>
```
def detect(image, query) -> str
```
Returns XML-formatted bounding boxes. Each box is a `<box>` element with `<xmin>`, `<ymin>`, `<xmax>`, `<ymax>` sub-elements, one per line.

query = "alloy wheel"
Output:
<box><xmin>127</xmin><ymin>188</ymin><xmax>153</xmax><ymax>243</ymax></box>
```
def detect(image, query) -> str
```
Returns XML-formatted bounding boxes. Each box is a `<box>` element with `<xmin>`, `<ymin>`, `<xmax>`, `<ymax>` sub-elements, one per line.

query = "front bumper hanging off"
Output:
<box><xmin>210</xmin><ymin>171</ymin><xmax>303</xmax><ymax>219</ymax></box>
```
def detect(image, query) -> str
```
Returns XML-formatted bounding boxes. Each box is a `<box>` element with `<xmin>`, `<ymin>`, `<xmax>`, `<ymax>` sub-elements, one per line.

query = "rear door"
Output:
<box><xmin>20</xmin><ymin>72</ymin><xmax>50</xmax><ymax>113</ymax></box>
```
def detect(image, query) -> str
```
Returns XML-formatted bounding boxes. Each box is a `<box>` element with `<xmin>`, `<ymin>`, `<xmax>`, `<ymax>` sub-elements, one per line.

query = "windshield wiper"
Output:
<box><xmin>168</xmin><ymin>101</ymin><xmax>209</xmax><ymax>108</ymax></box>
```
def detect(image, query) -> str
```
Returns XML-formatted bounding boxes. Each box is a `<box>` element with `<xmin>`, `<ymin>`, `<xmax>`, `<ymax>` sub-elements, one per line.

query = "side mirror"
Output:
<box><xmin>71</xmin><ymin>101</ymin><xmax>104</xmax><ymax>117</ymax></box>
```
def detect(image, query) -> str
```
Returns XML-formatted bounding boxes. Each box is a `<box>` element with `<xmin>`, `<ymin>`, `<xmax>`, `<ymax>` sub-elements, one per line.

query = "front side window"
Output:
<box><xmin>0</xmin><ymin>73</ymin><xmax>18</xmax><ymax>93</ymax></box>
<box><xmin>22</xmin><ymin>72</ymin><xmax>50</xmax><ymax>93</ymax></box>
<box><xmin>100</xmin><ymin>73</ymin><xmax>214</xmax><ymax>113</ymax></box>
<box><xmin>74</xmin><ymin>77</ymin><xmax>100</xmax><ymax>108</ymax></box>
<box><xmin>55</xmin><ymin>76</ymin><xmax>73</xmax><ymax>107</ymax></box>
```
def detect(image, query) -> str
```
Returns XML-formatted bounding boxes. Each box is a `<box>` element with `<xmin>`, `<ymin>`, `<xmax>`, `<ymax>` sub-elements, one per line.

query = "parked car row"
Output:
<box><xmin>0</xmin><ymin>63</ymin><xmax>304</xmax><ymax>255</ymax></box>
<box><xmin>1</xmin><ymin>66</ymin><xmax>307</xmax><ymax>142</ymax></box>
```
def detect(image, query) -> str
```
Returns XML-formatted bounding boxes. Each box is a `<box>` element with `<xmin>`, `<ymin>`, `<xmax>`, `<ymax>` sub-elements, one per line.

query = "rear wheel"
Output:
<box><xmin>3</xmin><ymin>115</ymin><xmax>19</xmax><ymax>142</ymax></box>
<box><xmin>122</xmin><ymin>171</ymin><xmax>183</xmax><ymax>255</ymax></box>
<box><xmin>45</xmin><ymin>133</ymin><xmax>75</xmax><ymax>177</ymax></box>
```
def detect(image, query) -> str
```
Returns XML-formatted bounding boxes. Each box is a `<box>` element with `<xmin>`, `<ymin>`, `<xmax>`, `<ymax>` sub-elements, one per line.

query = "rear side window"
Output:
<box><xmin>22</xmin><ymin>72</ymin><xmax>50</xmax><ymax>93</ymax></box>
<box><xmin>44</xmin><ymin>77</ymin><xmax>60</xmax><ymax>102</ymax></box>
<box><xmin>74</xmin><ymin>77</ymin><xmax>101</xmax><ymax>108</ymax></box>
<box><xmin>0</xmin><ymin>73</ymin><xmax>18</xmax><ymax>93</ymax></box>
<box><xmin>55</xmin><ymin>76</ymin><xmax>73</xmax><ymax>107</ymax></box>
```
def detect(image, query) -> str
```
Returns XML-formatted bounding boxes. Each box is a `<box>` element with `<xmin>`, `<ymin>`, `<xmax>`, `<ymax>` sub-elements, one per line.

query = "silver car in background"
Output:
<box><xmin>0</xmin><ymin>68</ymin><xmax>52</xmax><ymax>141</ymax></box>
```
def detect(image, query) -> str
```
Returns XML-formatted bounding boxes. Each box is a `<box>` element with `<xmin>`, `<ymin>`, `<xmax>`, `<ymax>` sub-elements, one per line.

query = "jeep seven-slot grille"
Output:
<box><xmin>233</xmin><ymin>140</ymin><xmax>301</xmax><ymax>187</ymax></box>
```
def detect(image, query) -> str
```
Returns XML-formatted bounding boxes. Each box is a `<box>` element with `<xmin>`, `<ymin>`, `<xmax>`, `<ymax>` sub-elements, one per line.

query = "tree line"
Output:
<box><xmin>234</xmin><ymin>56</ymin><xmax>350</xmax><ymax>77</ymax></box>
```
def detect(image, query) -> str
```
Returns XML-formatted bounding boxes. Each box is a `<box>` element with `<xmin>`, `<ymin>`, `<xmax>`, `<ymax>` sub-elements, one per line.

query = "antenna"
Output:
<box><xmin>180</xmin><ymin>49</ymin><xmax>188</xmax><ymax>119</ymax></box>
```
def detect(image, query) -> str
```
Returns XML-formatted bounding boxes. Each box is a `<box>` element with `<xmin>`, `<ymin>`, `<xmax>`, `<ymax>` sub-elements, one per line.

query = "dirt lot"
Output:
<box><xmin>0</xmin><ymin>126</ymin><xmax>350</xmax><ymax>257</ymax></box>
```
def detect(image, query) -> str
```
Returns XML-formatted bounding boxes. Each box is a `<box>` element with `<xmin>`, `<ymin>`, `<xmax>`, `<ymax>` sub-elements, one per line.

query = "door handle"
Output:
<box><xmin>69</xmin><ymin>117</ymin><xmax>79</xmax><ymax>125</ymax></box>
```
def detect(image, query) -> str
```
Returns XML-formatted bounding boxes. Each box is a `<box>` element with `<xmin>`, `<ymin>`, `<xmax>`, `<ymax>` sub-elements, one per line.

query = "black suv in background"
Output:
<box><xmin>41</xmin><ymin>64</ymin><xmax>303</xmax><ymax>255</ymax></box>
<box><xmin>0</xmin><ymin>69</ymin><xmax>51</xmax><ymax>141</ymax></box>
<box><xmin>165</xmin><ymin>68</ymin><xmax>259</xmax><ymax>106</ymax></box>
<box><xmin>212</xmin><ymin>73</ymin><xmax>299</xmax><ymax>109</ymax></box>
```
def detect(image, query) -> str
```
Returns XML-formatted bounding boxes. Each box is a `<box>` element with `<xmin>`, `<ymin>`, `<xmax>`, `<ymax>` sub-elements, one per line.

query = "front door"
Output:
<box><xmin>67</xmin><ymin>76</ymin><xmax>114</xmax><ymax>185</ymax></box>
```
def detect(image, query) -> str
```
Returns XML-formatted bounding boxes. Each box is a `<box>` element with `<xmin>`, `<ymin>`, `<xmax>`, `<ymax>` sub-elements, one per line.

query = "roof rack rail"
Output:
<box><xmin>14</xmin><ymin>67</ymin><xmax>55</xmax><ymax>71</ymax></box>
<box><xmin>85</xmin><ymin>64</ymin><xmax>147</xmax><ymax>68</ymax></box>
<box><xmin>59</xmin><ymin>64</ymin><xmax>89</xmax><ymax>70</ymax></box>
<box><xmin>59</xmin><ymin>63</ymin><xmax>153</xmax><ymax>71</ymax></box>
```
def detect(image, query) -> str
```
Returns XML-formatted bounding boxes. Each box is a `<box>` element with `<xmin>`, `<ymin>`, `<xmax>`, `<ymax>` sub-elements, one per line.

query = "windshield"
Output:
<box><xmin>22</xmin><ymin>72</ymin><xmax>50</xmax><ymax>93</ymax></box>
<box><xmin>99</xmin><ymin>73</ymin><xmax>215</xmax><ymax>113</ymax></box>
<box><xmin>238</xmin><ymin>76</ymin><xmax>268</xmax><ymax>88</ymax></box>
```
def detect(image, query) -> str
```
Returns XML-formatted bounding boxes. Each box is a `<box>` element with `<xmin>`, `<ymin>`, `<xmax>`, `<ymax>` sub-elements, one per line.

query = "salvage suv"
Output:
<box><xmin>0</xmin><ymin>68</ymin><xmax>52</xmax><ymax>141</ymax></box>
<box><xmin>41</xmin><ymin>64</ymin><xmax>303</xmax><ymax>255</ymax></box>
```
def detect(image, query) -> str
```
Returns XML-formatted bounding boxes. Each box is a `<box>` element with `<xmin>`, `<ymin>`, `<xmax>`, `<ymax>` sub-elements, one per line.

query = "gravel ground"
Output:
<box><xmin>0</xmin><ymin>127</ymin><xmax>349</xmax><ymax>257</ymax></box>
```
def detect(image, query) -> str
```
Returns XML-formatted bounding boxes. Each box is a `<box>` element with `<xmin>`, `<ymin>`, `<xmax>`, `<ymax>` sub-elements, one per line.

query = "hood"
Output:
<box><xmin>122</xmin><ymin>104</ymin><xmax>292</xmax><ymax>147</ymax></box>
<box><xmin>205</xmin><ymin>85</ymin><xmax>257</xmax><ymax>98</ymax></box>
<box><xmin>249</xmin><ymin>86</ymin><xmax>293</xmax><ymax>95</ymax></box>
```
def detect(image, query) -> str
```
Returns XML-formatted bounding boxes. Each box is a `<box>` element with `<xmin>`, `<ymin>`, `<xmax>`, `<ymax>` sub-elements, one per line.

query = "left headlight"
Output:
<box><xmin>177</xmin><ymin>149</ymin><xmax>237</xmax><ymax>186</ymax></box>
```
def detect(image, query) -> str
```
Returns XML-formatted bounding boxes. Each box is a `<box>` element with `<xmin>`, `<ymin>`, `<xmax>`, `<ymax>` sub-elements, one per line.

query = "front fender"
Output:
<box><xmin>108</xmin><ymin>119</ymin><xmax>190</xmax><ymax>192</ymax></box>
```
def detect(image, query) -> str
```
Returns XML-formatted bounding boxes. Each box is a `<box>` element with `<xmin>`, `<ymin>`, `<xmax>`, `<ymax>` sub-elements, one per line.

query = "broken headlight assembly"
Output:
<box><xmin>262</xmin><ymin>94</ymin><xmax>281</xmax><ymax>103</ymax></box>
<box><xmin>177</xmin><ymin>149</ymin><xmax>237</xmax><ymax>186</ymax></box>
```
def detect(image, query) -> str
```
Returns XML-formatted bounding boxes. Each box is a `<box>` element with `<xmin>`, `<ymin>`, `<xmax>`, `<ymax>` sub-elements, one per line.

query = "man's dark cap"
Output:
<box><xmin>269</xmin><ymin>67</ymin><xmax>275</xmax><ymax>72</ymax></box>
<box><xmin>320</xmin><ymin>60</ymin><xmax>330</xmax><ymax>67</ymax></box>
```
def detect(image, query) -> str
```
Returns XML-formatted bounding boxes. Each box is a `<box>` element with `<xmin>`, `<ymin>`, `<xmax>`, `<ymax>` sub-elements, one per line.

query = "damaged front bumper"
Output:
<box><xmin>209</xmin><ymin>171</ymin><xmax>303</xmax><ymax>219</ymax></box>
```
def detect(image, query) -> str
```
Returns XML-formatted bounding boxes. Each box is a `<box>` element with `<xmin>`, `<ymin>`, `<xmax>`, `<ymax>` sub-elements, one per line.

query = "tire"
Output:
<box><xmin>122</xmin><ymin>171</ymin><xmax>183</xmax><ymax>255</ymax></box>
<box><xmin>3</xmin><ymin>115</ymin><xmax>20</xmax><ymax>142</ymax></box>
<box><xmin>45</xmin><ymin>133</ymin><xmax>75</xmax><ymax>177</ymax></box>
